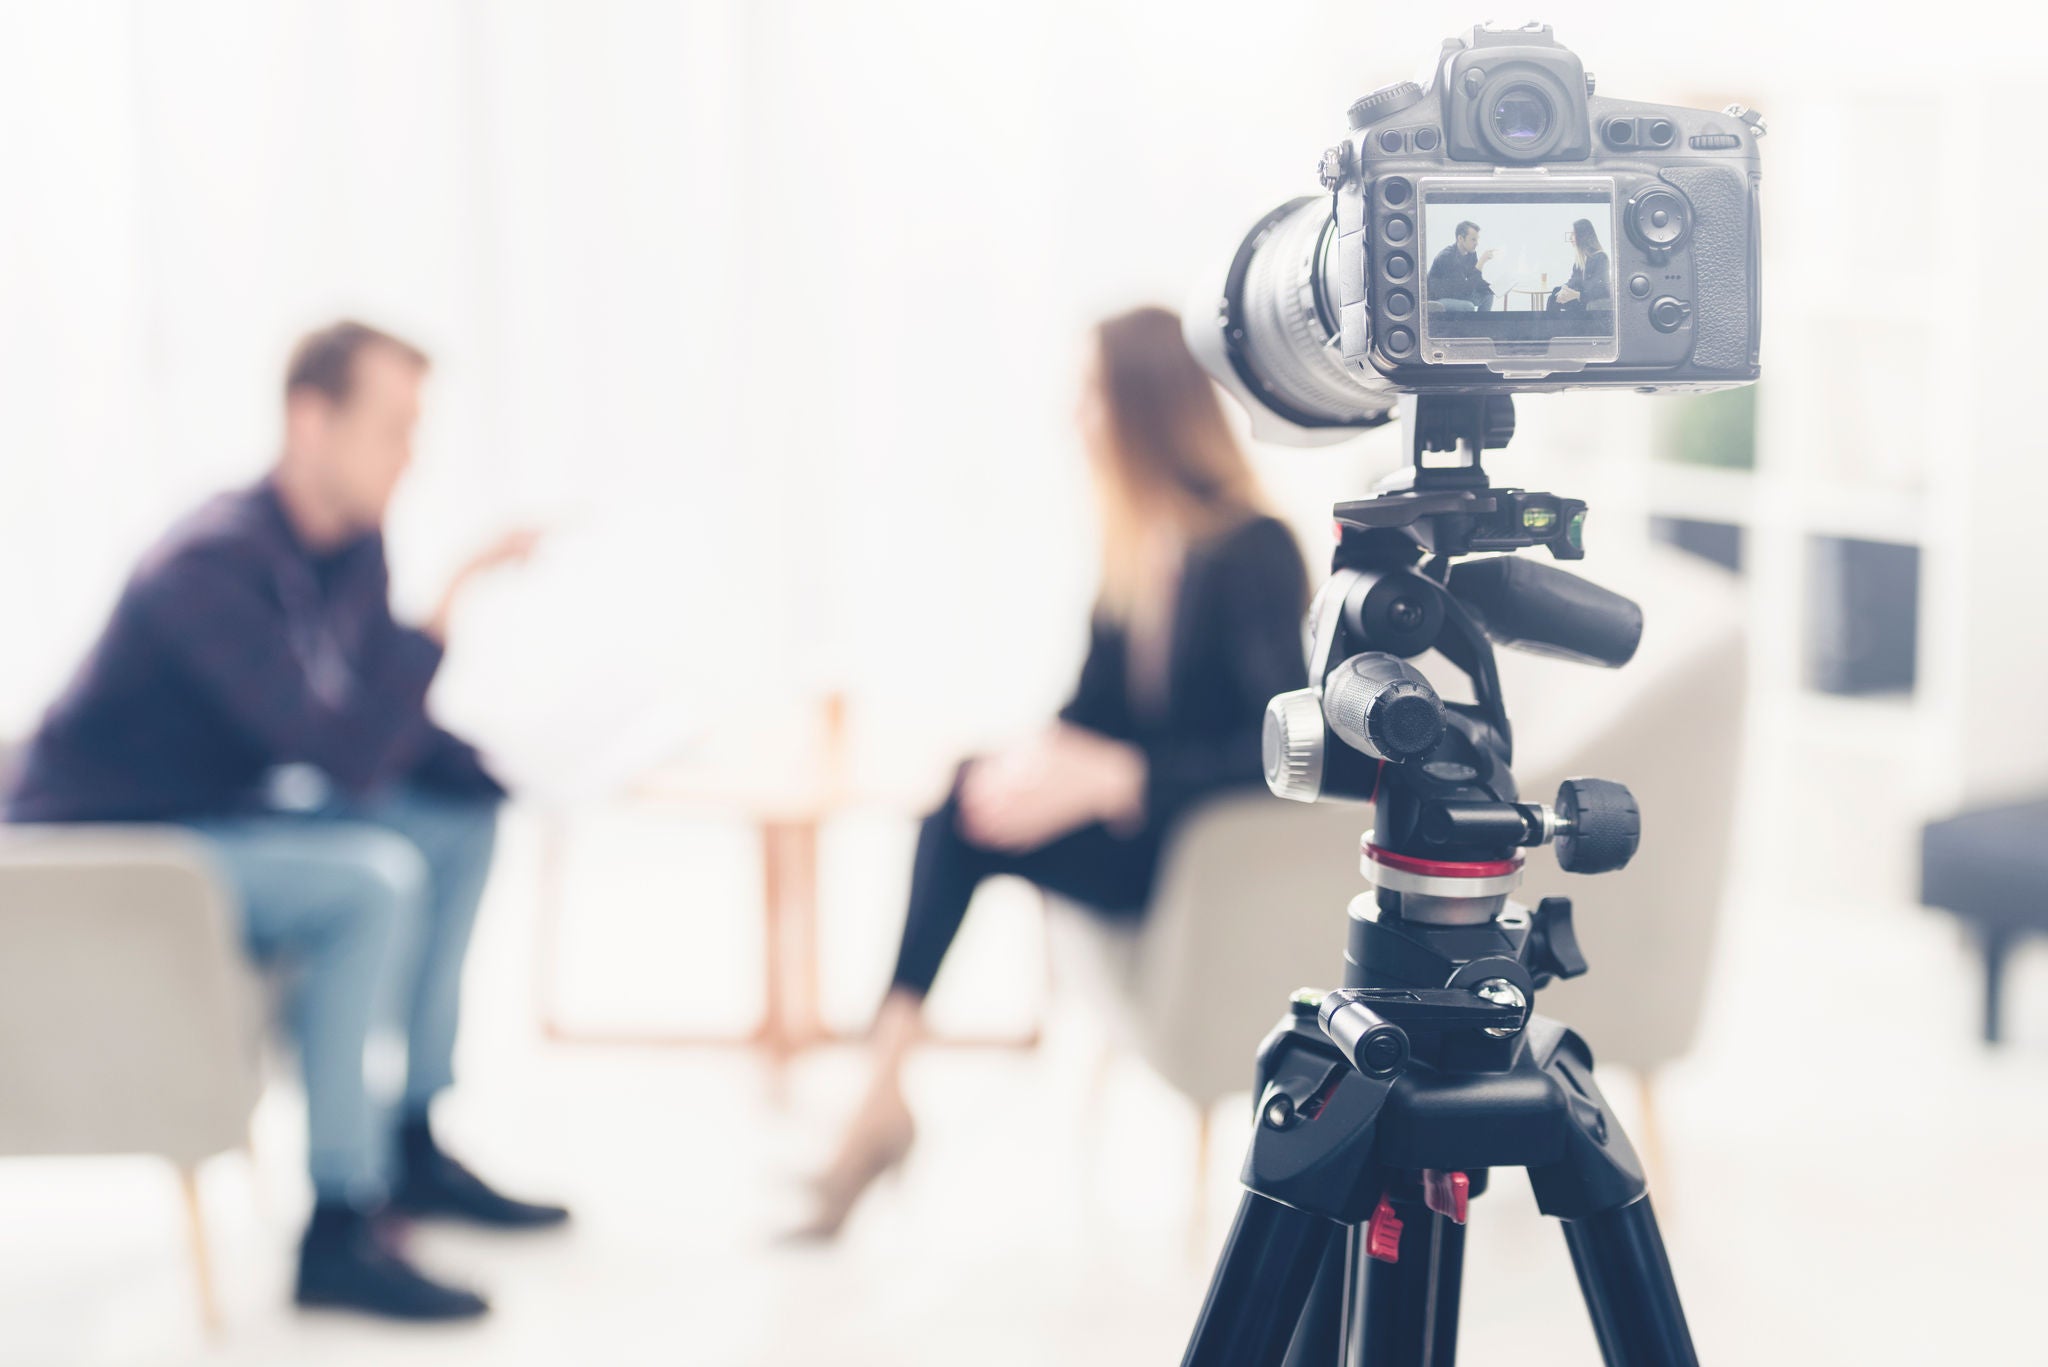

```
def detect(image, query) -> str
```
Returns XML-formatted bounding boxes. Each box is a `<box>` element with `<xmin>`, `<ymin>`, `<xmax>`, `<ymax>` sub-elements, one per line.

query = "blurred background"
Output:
<box><xmin>0</xmin><ymin>0</ymin><xmax>2042</xmax><ymax>1363</ymax></box>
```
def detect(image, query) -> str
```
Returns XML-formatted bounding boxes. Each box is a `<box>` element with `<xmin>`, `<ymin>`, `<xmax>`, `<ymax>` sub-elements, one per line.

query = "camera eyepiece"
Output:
<box><xmin>1491</xmin><ymin>83</ymin><xmax>1554</xmax><ymax>149</ymax></box>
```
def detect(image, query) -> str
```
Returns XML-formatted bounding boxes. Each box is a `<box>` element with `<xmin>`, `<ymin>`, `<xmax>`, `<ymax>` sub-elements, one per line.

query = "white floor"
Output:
<box><xmin>4</xmin><ymin>789</ymin><xmax>2048</xmax><ymax>1365</ymax></box>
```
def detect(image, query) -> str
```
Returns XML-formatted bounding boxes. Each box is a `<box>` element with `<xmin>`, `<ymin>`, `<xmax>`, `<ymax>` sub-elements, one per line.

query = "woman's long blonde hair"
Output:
<box><xmin>1088</xmin><ymin>306</ymin><xmax>1266</xmax><ymax>620</ymax></box>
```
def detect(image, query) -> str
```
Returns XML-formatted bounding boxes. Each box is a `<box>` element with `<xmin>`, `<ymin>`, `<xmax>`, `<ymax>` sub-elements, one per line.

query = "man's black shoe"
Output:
<box><xmin>294</xmin><ymin>1204</ymin><xmax>489</xmax><ymax>1321</ymax></box>
<box><xmin>395</xmin><ymin>1120</ymin><xmax>571</xmax><ymax>1229</ymax></box>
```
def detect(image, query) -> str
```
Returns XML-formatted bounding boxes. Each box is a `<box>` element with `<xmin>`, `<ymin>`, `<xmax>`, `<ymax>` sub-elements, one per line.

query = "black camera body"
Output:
<box><xmin>1335</xmin><ymin>24</ymin><xmax>1762</xmax><ymax>395</ymax></box>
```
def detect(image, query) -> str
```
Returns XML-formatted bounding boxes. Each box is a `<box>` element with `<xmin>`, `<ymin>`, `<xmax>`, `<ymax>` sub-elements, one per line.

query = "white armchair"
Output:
<box><xmin>0</xmin><ymin>823</ymin><xmax>262</xmax><ymax>1332</ymax></box>
<box><xmin>1050</xmin><ymin>542</ymin><xmax>1746</xmax><ymax>1185</ymax></box>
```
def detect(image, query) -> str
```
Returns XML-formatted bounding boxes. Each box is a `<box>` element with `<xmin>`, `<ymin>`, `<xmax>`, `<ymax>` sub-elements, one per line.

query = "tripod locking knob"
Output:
<box><xmin>1553</xmin><ymin>778</ymin><xmax>1640</xmax><ymax>874</ymax></box>
<box><xmin>1322</xmin><ymin>652</ymin><xmax>1445</xmax><ymax>763</ymax></box>
<box><xmin>1528</xmin><ymin>896</ymin><xmax>1589</xmax><ymax>985</ymax></box>
<box><xmin>1263</xmin><ymin>689</ymin><xmax>1328</xmax><ymax>803</ymax></box>
<box><xmin>1318</xmin><ymin>993</ymin><xmax>1411</xmax><ymax>1079</ymax></box>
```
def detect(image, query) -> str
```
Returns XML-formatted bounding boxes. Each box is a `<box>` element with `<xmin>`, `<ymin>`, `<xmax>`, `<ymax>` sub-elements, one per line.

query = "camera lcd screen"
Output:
<box><xmin>1418</xmin><ymin>186</ymin><xmax>1617</xmax><ymax>351</ymax></box>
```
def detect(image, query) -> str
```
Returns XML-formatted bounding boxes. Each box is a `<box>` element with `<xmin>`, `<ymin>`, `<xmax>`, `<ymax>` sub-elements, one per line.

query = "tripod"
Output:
<box><xmin>1179</xmin><ymin>394</ymin><xmax>1697</xmax><ymax>1367</ymax></box>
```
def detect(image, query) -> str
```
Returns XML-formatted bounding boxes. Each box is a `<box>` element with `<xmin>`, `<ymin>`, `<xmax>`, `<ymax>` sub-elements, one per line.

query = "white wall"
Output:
<box><xmin>0</xmin><ymin>0</ymin><xmax>2031</xmax><ymax>801</ymax></box>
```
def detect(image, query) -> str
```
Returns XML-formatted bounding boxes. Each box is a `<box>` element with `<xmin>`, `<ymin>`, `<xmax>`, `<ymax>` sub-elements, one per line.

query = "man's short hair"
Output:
<box><xmin>1455</xmin><ymin>221</ymin><xmax>1480</xmax><ymax>240</ymax></box>
<box><xmin>284</xmin><ymin>320</ymin><xmax>429</xmax><ymax>405</ymax></box>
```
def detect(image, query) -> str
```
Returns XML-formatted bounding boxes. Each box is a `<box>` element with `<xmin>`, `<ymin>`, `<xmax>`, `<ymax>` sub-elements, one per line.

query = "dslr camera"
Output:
<box><xmin>1190</xmin><ymin>22</ymin><xmax>1764</xmax><ymax>444</ymax></box>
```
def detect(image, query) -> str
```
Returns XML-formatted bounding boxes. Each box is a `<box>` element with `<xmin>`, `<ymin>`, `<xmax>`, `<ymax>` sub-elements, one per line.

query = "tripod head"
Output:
<box><xmin>1260</xmin><ymin>392</ymin><xmax>1644</xmax><ymax>1060</ymax></box>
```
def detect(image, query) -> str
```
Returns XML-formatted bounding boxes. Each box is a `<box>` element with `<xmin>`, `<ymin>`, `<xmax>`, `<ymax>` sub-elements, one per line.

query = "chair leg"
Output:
<box><xmin>240</xmin><ymin>1131</ymin><xmax>272</xmax><ymax>1227</ymax></box>
<box><xmin>1636</xmin><ymin>1069</ymin><xmax>1670</xmax><ymax>1202</ymax></box>
<box><xmin>177</xmin><ymin>1165</ymin><xmax>223</xmax><ymax>1337</ymax></box>
<box><xmin>1983</xmin><ymin>933</ymin><xmax>2011</xmax><ymax>1046</ymax></box>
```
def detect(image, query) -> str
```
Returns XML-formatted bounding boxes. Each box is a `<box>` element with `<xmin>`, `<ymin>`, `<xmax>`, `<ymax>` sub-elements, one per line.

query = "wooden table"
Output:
<box><xmin>531</xmin><ymin>697</ymin><xmax>1041</xmax><ymax>1061</ymax></box>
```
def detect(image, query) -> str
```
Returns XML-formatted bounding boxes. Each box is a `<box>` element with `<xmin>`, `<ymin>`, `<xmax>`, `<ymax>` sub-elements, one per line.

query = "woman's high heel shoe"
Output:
<box><xmin>783</xmin><ymin>1111</ymin><xmax>916</xmax><ymax>1243</ymax></box>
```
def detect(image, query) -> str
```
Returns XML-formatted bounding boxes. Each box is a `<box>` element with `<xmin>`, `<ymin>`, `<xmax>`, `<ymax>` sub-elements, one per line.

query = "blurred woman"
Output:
<box><xmin>795</xmin><ymin>305</ymin><xmax>1309</xmax><ymax>1238</ymax></box>
<box><xmin>1549</xmin><ymin>218</ymin><xmax>1611</xmax><ymax>314</ymax></box>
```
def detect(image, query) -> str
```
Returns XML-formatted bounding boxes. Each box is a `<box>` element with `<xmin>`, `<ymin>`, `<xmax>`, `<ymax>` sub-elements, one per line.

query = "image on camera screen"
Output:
<box><xmin>1419</xmin><ymin>188</ymin><xmax>1617</xmax><ymax>348</ymax></box>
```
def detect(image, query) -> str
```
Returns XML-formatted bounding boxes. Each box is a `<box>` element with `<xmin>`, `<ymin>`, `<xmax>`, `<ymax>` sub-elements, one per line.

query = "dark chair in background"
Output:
<box><xmin>1922</xmin><ymin>798</ymin><xmax>2048</xmax><ymax>1044</ymax></box>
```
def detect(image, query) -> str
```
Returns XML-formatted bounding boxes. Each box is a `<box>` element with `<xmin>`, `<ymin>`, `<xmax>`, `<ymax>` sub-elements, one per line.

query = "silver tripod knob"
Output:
<box><xmin>1263</xmin><ymin>688</ymin><xmax>1327</xmax><ymax>803</ymax></box>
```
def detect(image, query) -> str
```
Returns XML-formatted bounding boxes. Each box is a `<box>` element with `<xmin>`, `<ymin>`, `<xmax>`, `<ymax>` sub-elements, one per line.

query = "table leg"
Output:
<box><xmin>539</xmin><ymin>806</ymin><xmax>1040</xmax><ymax>1054</ymax></box>
<box><xmin>762</xmin><ymin>819</ymin><xmax>825</xmax><ymax>1059</ymax></box>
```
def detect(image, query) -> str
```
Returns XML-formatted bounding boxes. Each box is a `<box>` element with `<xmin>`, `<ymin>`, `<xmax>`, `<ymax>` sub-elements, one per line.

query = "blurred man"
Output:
<box><xmin>3</xmin><ymin>321</ymin><xmax>563</xmax><ymax>1321</ymax></box>
<box><xmin>1428</xmin><ymin>219</ymin><xmax>1497</xmax><ymax>311</ymax></box>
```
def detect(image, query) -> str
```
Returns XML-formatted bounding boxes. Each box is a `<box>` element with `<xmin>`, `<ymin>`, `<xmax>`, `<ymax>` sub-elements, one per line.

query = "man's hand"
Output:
<box><xmin>424</xmin><ymin>528</ymin><xmax>543</xmax><ymax>644</ymax></box>
<box><xmin>955</xmin><ymin>724</ymin><xmax>1147</xmax><ymax>853</ymax></box>
<box><xmin>1478</xmin><ymin>249</ymin><xmax>1498</xmax><ymax>267</ymax></box>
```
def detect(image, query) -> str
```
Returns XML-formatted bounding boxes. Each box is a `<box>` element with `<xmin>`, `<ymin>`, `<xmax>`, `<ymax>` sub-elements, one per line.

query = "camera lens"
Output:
<box><xmin>1218</xmin><ymin>197</ymin><xmax>1398</xmax><ymax>430</ymax></box>
<box><xmin>1490</xmin><ymin>84</ymin><xmax>1553</xmax><ymax>148</ymax></box>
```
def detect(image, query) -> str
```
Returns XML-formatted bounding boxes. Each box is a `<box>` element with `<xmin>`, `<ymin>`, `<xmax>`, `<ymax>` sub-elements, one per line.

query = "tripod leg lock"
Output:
<box><xmin>1360</xmin><ymin>1170</ymin><xmax>1469</xmax><ymax>1267</ymax></box>
<box><xmin>1422</xmin><ymin>1169</ymin><xmax>1470</xmax><ymax>1223</ymax></box>
<box><xmin>1365</xmin><ymin>1196</ymin><xmax>1404</xmax><ymax>1262</ymax></box>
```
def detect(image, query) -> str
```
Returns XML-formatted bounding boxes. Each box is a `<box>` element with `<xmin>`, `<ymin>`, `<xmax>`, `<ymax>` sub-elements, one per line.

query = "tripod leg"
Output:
<box><xmin>1182</xmin><ymin>1193</ymin><xmax>1337</xmax><ymax>1367</ymax></box>
<box><xmin>1280</xmin><ymin>1235</ymin><xmax>1348</xmax><ymax>1367</ymax></box>
<box><xmin>1353</xmin><ymin>1193</ymin><xmax>1465</xmax><ymax>1367</ymax></box>
<box><xmin>1560</xmin><ymin>1196</ymin><xmax>1696</xmax><ymax>1367</ymax></box>
<box><xmin>1524</xmin><ymin>1022</ymin><xmax>1696</xmax><ymax>1367</ymax></box>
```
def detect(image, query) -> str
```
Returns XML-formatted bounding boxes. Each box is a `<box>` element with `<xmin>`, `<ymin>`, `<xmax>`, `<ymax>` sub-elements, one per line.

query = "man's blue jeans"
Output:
<box><xmin>186</xmin><ymin>787</ymin><xmax>498</xmax><ymax>1205</ymax></box>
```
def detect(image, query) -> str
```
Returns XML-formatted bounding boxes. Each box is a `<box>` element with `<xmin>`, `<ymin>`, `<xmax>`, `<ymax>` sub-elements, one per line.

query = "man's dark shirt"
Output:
<box><xmin>1427</xmin><ymin>243</ymin><xmax>1492</xmax><ymax>308</ymax></box>
<box><xmin>3</xmin><ymin>479</ymin><xmax>502</xmax><ymax>823</ymax></box>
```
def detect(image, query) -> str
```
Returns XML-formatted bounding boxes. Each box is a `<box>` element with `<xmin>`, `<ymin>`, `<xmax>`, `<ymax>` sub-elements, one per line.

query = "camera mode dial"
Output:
<box><xmin>1348</xmin><ymin>81</ymin><xmax>1424</xmax><ymax>129</ymax></box>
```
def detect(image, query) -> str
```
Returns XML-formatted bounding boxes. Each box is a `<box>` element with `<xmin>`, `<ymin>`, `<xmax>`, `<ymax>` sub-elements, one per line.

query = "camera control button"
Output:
<box><xmin>1414</xmin><ymin>127</ymin><xmax>1440</xmax><ymax>152</ymax></box>
<box><xmin>1649</xmin><ymin>297</ymin><xmax>1691</xmax><ymax>333</ymax></box>
<box><xmin>1379</xmin><ymin>129</ymin><xmax>1405</xmax><ymax>153</ymax></box>
<box><xmin>1386</xmin><ymin>289</ymin><xmax>1414</xmax><ymax>318</ymax></box>
<box><xmin>1384</xmin><ymin>252</ymin><xmax>1413</xmax><ymax>281</ymax></box>
<box><xmin>1626</xmin><ymin>187</ymin><xmax>1690</xmax><ymax>251</ymax></box>
<box><xmin>1385</xmin><ymin>215</ymin><xmax>1412</xmax><ymax>244</ymax></box>
<box><xmin>1628</xmin><ymin>273</ymin><xmax>1651</xmax><ymax>299</ymax></box>
<box><xmin>1386</xmin><ymin>327</ymin><xmax>1414</xmax><ymax>355</ymax></box>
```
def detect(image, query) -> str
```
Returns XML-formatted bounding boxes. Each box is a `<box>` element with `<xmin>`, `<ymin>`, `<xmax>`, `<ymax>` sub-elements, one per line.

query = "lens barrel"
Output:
<box><xmin>1187</xmin><ymin>198</ymin><xmax>1398</xmax><ymax>439</ymax></box>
